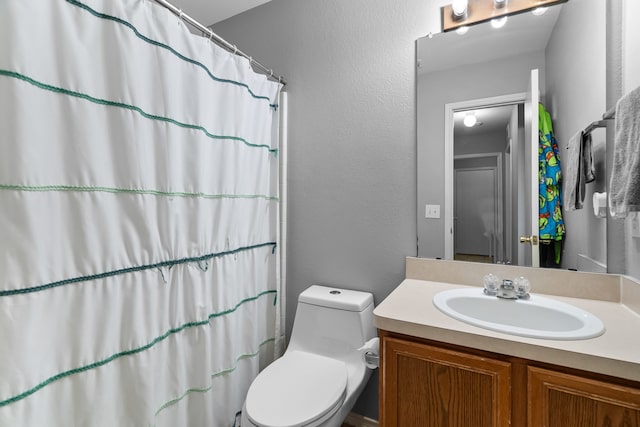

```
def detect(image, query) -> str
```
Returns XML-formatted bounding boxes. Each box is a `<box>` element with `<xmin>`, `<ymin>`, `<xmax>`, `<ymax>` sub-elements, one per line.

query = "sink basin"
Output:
<box><xmin>432</xmin><ymin>288</ymin><xmax>605</xmax><ymax>340</ymax></box>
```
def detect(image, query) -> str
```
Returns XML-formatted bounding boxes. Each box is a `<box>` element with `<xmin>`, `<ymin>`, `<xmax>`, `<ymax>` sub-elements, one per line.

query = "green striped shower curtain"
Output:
<box><xmin>0</xmin><ymin>0</ymin><xmax>283</xmax><ymax>425</ymax></box>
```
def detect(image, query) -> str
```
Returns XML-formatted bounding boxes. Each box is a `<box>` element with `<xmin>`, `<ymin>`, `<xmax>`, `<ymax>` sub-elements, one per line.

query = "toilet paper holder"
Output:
<box><xmin>363</xmin><ymin>351</ymin><xmax>379</xmax><ymax>367</ymax></box>
<box><xmin>358</xmin><ymin>337</ymin><xmax>380</xmax><ymax>369</ymax></box>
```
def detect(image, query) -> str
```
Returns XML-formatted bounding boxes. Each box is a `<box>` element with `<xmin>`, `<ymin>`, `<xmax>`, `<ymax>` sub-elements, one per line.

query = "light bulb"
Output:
<box><xmin>451</xmin><ymin>0</ymin><xmax>468</xmax><ymax>18</ymax></box>
<box><xmin>463</xmin><ymin>114</ymin><xmax>477</xmax><ymax>127</ymax></box>
<box><xmin>532</xmin><ymin>7</ymin><xmax>548</xmax><ymax>15</ymax></box>
<box><xmin>456</xmin><ymin>26</ymin><xmax>469</xmax><ymax>35</ymax></box>
<box><xmin>494</xmin><ymin>0</ymin><xmax>507</xmax><ymax>8</ymax></box>
<box><xmin>491</xmin><ymin>16</ymin><xmax>508</xmax><ymax>29</ymax></box>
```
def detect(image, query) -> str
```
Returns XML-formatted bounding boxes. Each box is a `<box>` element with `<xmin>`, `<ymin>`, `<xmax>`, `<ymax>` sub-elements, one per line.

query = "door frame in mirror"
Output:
<box><xmin>454</xmin><ymin>152</ymin><xmax>504</xmax><ymax>262</ymax></box>
<box><xmin>444</xmin><ymin>92</ymin><xmax>527</xmax><ymax>260</ymax></box>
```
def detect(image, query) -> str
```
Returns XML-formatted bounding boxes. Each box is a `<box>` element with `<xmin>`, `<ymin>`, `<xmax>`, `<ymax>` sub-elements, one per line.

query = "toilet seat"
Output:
<box><xmin>244</xmin><ymin>351</ymin><xmax>348</xmax><ymax>427</ymax></box>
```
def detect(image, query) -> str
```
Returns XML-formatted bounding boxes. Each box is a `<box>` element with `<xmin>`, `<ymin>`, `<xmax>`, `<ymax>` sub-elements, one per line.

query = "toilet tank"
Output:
<box><xmin>287</xmin><ymin>285</ymin><xmax>376</xmax><ymax>359</ymax></box>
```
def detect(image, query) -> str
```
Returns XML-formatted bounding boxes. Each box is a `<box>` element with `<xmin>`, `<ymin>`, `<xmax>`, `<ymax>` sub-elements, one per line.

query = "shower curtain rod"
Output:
<box><xmin>152</xmin><ymin>0</ymin><xmax>286</xmax><ymax>85</ymax></box>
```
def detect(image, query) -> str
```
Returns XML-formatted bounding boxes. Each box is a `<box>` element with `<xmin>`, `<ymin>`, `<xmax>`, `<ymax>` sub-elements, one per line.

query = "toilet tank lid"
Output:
<box><xmin>298</xmin><ymin>285</ymin><xmax>373</xmax><ymax>312</ymax></box>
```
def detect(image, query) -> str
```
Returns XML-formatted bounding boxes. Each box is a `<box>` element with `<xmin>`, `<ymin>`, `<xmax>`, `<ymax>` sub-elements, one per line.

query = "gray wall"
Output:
<box><xmin>544</xmin><ymin>0</ymin><xmax>607</xmax><ymax>270</ymax></box>
<box><xmin>622</xmin><ymin>0</ymin><xmax>640</xmax><ymax>279</ymax></box>
<box><xmin>455</xmin><ymin>129</ymin><xmax>508</xmax><ymax>156</ymax></box>
<box><xmin>213</xmin><ymin>0</ymin><xmax>438</xmax><ymax>419</ymax></box>
<box><xmin>212</xmin><ymin>0</ymin><xmax>640</xmax><ymax>421</ymax></box>
<box><xmin>416</xmin><ymin>51</ymin><xmax>546</xmax><ymax>258</ymax></box>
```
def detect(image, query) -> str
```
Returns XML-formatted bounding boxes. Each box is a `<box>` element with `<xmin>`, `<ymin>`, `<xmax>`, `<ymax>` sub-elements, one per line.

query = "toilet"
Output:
<box><xmin>241</xmin><ymin>285</ymin><xmax>377</xmax><ymax>427</ymax></box>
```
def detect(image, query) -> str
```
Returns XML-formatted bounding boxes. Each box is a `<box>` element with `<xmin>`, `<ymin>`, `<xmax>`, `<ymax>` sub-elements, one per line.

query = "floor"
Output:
<box><xmin>454</xmin><ymin>253</ymin><xmax>492</xmax><ymax>263</ymax></box>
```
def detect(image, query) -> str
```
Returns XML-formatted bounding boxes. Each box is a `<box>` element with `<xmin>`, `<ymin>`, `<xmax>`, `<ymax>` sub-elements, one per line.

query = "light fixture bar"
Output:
<box><xmin>441</xmin><ymin>0</ymin><xmax>568</xmax><ymax>32</ymax></box>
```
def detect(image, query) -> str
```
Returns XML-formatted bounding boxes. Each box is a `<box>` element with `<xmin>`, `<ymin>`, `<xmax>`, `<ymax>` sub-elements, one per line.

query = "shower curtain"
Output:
<box><xmin>0</xmin><ymin>0</ymin><xmax>283</xmax><ymax>425</ymax></box>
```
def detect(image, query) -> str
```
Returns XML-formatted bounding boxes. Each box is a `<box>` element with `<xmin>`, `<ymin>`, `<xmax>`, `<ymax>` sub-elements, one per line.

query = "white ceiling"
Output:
<box><xmin>170</xmin><ymin>0</ymin><xmax>272</xmax><ymax>26</ymax></box>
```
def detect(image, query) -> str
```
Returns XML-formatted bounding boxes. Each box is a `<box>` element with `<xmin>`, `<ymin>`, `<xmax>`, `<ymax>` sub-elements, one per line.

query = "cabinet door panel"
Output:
<box><xmin>529</xmin><ymin>366</ymin><xmax>640</xmax><ymax>427</ymax></box>
<box><xmin>381</xmin><ymin>337</ymin><xmax>511</xmax><ymax>427</ymax></box>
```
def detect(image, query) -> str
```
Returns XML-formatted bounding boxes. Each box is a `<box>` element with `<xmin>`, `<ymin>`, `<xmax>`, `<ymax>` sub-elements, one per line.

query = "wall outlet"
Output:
<box><xmin>425</xmin><ymin>204</ymin><xmax>441</xmax><ymax>219</ymax></box>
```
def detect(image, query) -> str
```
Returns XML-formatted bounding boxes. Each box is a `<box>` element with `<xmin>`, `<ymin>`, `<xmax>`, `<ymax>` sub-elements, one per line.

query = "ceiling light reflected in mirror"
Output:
<box><xmin>532</xmin><ymin>7</ymin><xmax>549</xmax><ymax>15</ymax></box>
<box><xmin>491</xmin><ymin>16</ymin><xmax>508</xmax><ymax>28</ymax></box>
<box><xmin>463</xmin><ymin>114</ymin><xmax>478</xmax><ymax>127</ymax></box>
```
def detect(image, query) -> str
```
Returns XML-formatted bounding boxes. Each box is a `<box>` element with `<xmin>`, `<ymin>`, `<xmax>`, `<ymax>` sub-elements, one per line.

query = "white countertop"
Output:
<box><xmin>374</xmin><ymin>279</ymin><xmax>640</xmax><ymax>382</ymax></box>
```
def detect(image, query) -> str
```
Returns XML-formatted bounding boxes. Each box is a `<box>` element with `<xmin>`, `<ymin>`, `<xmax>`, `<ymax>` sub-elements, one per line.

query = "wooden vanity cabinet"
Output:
<box><xmin>529</xmin><ymin>366</ymin><xmax>640</xmax><ymax>427</ymax></box>
<box><xmin>379</xmin><ymin>333</ymin><xmax>512</xmax><ymax>427</ymax></box>
<box><xmin>379</xmin><ymin>331</ymin><xmax>640</xmax><ymax>427</ymax></box>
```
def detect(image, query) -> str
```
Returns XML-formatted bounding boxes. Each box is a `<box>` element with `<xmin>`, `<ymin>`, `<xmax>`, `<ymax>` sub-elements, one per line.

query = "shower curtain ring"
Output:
<box><xmin>178</xmin><ymin>9</ymin><xmax>184</xmax><ymax>22</ymax></box>
<box><xmin>233</xmin><ymin>45</ymin><xmax>238</xmax><ymax>54</ymax></box>
<box><xmin>270</xmin><ymin>70</ymin><xmax>274</xmax><ymax>77</ymax></box>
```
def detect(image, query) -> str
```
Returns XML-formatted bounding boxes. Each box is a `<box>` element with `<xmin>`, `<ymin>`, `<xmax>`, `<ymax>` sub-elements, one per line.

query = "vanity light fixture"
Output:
<box><xmin>451</xmin><ymin>0</ymin><xmax>469</xmax><ymax>19</ymax></box>
<box><xmin>490</xmin><ymin>16</ymin><xmax>508</xmax><ymax>28</ymax></box>
<box><xmin>441</xmin><ymin>0</ymin><xmax>567</xmax><ymax>32</ymax></box>
<box><xmin>494</xmin><ymin>0</ymin><xmax>507</xmax><ymax>9</ymax></box>
<box><xmin>532</xmin><ymin>6</ymin><xmax>549</xmax><ymax>15</ymax></box>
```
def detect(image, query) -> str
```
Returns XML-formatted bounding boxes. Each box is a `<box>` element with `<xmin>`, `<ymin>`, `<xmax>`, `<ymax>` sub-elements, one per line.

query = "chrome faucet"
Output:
<box><xmin>483</xmin><ymin>275</ymin><xmax>530</xmax><ymax>300</ymax></box>
<box><xmin>497</xmin><ymin>279</ymin><xmax>517</xmax><ymax>299</ymax></box>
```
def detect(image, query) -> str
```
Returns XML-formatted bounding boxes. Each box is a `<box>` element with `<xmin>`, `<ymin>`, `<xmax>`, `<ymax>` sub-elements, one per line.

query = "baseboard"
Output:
<box><xmin>344</xmin><ymin>413</ymin><xmax>379</xmax><ymax>427</ymax></box>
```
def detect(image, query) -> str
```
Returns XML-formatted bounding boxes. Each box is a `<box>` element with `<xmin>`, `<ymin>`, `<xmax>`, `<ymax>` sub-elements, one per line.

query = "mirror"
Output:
<box><xmin>453</xmin><ymin>104</ymin><xmax>520</xmax><ymax>264</ymax></box>
<box><xmin>417</xmin><ymin>0</ymin><xmax>608</xmax><ymax>271</ymax></box>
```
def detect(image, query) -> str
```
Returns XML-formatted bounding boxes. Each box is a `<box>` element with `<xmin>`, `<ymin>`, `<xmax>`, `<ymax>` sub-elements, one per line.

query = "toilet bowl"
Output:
<box><xmin>241</xmin><ymin>285</ymin><xmax>377</xmax><ymax>427</ymax></box>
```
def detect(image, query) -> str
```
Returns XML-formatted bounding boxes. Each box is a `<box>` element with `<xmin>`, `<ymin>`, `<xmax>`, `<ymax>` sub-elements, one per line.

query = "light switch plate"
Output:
<box><xmin>425</xmin><ymin>204</ymin><xmax>441</xmax><ymax>219</ymax></box>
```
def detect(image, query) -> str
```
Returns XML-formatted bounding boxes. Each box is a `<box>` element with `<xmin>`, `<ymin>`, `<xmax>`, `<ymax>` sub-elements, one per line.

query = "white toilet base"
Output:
<box><xmin>240</xmin><ymin>407</ymin><xmax>345</xmax><ymax>427</ymax></box>
<box><xmin>239</xmin><ymin>286</ymin><xmax>376</xmax><ymax>427</ymax></box>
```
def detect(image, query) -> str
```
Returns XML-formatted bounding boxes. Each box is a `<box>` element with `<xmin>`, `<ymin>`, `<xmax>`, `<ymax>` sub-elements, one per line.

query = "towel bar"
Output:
<box><xmin>583</xmin><ymin>107</ymin><xmax>616</xmax><ymax>136</ymax></box>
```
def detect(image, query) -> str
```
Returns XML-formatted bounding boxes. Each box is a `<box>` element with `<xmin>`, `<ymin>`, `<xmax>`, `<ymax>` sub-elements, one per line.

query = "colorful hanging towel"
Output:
<box><xmin>538</xmin><ymin>103</ymin><xmax>565</xmax><ymax>265</ymax></box>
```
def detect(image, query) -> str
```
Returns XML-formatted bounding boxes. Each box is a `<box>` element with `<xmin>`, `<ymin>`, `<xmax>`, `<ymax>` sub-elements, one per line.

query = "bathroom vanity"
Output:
<box><xmin>374</xmin><ymin>258</ymin><xmax>640</xmax><ymax>427</ymax></box>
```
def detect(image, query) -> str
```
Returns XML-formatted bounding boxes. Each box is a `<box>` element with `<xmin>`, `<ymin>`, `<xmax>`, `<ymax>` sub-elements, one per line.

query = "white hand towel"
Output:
<box><xmin>610</xmin><ymin>86</ymin><xmax>640</xmax><ymax>217</ymax></box>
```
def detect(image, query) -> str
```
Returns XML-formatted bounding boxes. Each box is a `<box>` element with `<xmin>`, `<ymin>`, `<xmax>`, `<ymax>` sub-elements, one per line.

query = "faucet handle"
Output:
<box><xmin>514</xmin><ymin>276</ymin><xmax>531</xmax><ymax>299</ymax></box>
<box><xmin>483</xmin><ymin>273</ymin><xmax>499</xmax><ymax>295</ymax></box>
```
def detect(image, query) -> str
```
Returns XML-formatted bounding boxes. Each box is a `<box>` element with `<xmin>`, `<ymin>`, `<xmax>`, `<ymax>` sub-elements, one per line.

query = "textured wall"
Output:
<box><xmin>622</xmin><ymin>0</ymin><xmax>640</xmax><ymax>280</ymax></box>
<box><xmin>213</xmin><ymin>0</ymin><xmax>442</xmax><ymax>419</ymax></box>
<box><xmin>211</xmin><ymin>0</ymin><xmax>640</xmax><ymax>420</ymax></box>
<box><xmin>544</xmin><ymin>0</ymin><xmax>607</xmax><ymax>270</ymax></box>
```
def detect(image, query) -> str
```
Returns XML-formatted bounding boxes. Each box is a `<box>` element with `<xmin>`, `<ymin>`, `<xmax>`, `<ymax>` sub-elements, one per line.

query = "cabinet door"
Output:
<box><xmin>380</xmin><ymin>336</ymin><xmax>511</xmax><ymax>427</ymax></box>
<box><xmin>529</xmin><ymin>366</ymin><xmax>640</xmax><ymax>427</ymax></box>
